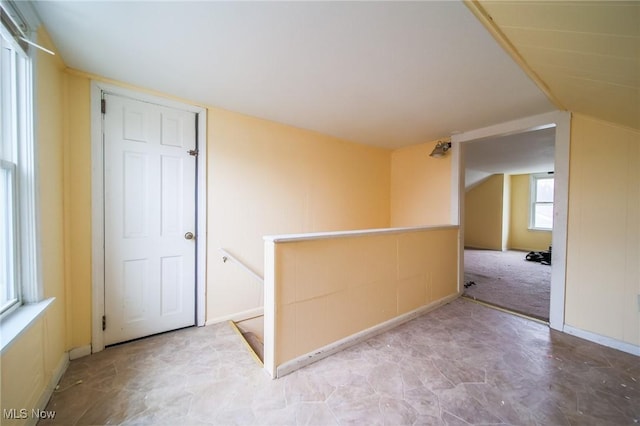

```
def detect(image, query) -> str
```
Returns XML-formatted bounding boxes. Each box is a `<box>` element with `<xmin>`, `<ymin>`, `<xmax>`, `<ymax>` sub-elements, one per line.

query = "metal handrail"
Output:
<box><xmin>219</xmin><ymin>248</ymin><xmax>264</xmax><ymax>284</ymax></box>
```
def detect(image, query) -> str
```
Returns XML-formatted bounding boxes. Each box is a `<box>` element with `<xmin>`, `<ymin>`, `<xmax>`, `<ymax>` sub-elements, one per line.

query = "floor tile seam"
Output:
<box><xmin>576</xmin><ymin>389</ymin><xmax>636</xmax><ymax>417</ymax></box>
<box><xmin>590</xmin><ymin>364</ymin><xmax>629</xmax><ymax>374</ymax></box>
<box><xmin>322</xmin><ymin>398</ymin><xmax>345</xmax><ymax>426</ymax></box>
<box><xmin>430</xmin><ymin>364</ymin><xmax>457</xmax><ymax>389</ymax></box>
<box><xmin>409</xmin><ymin>388</ymin><xmax>443</xmax><ymax>418</ymax></box>
<box><xmin>70</xmin><ymin>389</ymin><xmax>115</xmax><ymax>426</ymax></box>
<box><xmin>320</xmin><ymin>382</ymin><xmax>338</xmax><ymax>403</ymax></box>
<box><xmin>440</xmin><ymin>409</ymin><xmax>471</xmax><ymax>425</ymax></box>
<box><xmin>455</xmin><ymin>389</ymin><xmax>511</xmax><ymax>425</ymax></box>
<box><xmin>534</xmin><ymin>396</ymin><xmax>573</xmax><ymax>425</ymax></box>
<box><xmin>591</xmin><ymin>383</ymin><xmax>640</xmax><ymax>400</ymax></box>
<box><xmin>291</xmin><ymin>400</ymin><xmax>340</xmax><ymax>426</ymax></box>
<box><xmin>186</xmin><ymin>389</ymin><xmax>225</xmax><ymax>422</ymax></box>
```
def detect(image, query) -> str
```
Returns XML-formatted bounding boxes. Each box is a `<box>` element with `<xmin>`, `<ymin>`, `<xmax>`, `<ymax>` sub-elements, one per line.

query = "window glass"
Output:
<box><xmin>534</xmin><ymin>203</ymin><xmax>553</xmax><ymax>230</ymax></box>
<box><xmin>531</xmin><ymin>175</ymin><xmax>554</xmax><ymax>230</ymax></box>
<box><xmin>0</xmin><ymin>12</ymin><xmax>32</xmax><ymax>316</ymax></box>
<box><xmin>0</xmin><ymin>161</ymin><xmax>17</xmax><ymax>313</ymax></box>
<box><xmin>536</xmin><ymin>178</ymin><xmax>554</xmax><ymax>203</ymax></box>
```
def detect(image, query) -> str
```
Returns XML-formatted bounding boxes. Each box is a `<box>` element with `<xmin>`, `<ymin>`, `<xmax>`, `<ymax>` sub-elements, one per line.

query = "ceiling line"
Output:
<box><xmin>463</xmin><ymin>0</ymin><xmax>566</xmax><ymax>112</ymax></box>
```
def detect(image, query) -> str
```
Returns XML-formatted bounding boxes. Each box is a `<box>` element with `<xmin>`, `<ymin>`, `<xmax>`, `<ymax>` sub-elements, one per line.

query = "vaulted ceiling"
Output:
<box><xmin>474</xmin><ymin>0</ymin><xmax>639</xmax><ymax>131</ymax></box>
<box><xmin>32</xmin><ymin>1</ymin><xmax>555</xmax><ymax>149</ymax></box>
<box><xmin>31</xmin><ymin>1</ymin><xmax>637</xmax><ymax>151</ymax></box>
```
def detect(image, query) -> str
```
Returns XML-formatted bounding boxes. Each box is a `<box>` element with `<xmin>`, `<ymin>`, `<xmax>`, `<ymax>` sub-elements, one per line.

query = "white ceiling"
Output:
<box><xmin>465</xmin><ymin>127</ymin><xmax>556</xmax><ymax>175</ymax></box>
<box><xmin>32</xmin><ymin>1</ymin><xmax>555</xmax><ymax>149</ymax></box>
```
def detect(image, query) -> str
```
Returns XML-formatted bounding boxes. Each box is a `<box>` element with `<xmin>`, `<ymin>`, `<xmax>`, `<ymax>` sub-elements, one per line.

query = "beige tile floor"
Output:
<box><xmin>41</xmin><ymin>299</ymin><xmax>639</xmax><ymax>425</ymax></box>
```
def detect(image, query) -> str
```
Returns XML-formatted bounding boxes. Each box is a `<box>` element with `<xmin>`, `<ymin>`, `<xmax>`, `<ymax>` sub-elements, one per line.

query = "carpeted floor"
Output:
<box><xmin>463</xmin><ymin>248</ymin><xmax>550</xmax><ymax>321</ymax></box>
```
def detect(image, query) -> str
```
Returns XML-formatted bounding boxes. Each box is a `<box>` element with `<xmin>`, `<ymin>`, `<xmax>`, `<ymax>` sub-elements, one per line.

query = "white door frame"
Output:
<box><xmin>451</xmin><ymin>110</ymin><xmax>570</xmax><ymax>331</ymax></box>
<box><xmin>90</xmin><ymin>82</ymin><xmax>207</xmax><ymax>352</ymax></box>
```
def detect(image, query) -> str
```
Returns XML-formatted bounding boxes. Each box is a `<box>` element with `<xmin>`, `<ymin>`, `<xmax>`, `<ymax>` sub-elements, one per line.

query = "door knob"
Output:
<box><xmin>184</xmin><ymin>232</ymin><xmax>195</xmax><ymax>240</ymax></box>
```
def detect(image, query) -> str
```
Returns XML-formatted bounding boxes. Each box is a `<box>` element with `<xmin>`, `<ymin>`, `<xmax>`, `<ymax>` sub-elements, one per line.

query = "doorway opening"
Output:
<box><xmin>90</xmin><ymin>82</ymin><xmax>208</xmax><ymax>353</ymax></box>
<box><xmin>451</xmin><ymin>111</ymin><xmax>570</xmax><ymax>331</ymax></box>
<box><xmin>462</xmin><ymin>128</ymin><xmax>554</xmax><ymax>321</ymax></box>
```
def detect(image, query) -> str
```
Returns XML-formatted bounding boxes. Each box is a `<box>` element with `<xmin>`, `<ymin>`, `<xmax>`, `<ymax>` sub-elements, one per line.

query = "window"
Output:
<box><xmin>1</xmin><ymin>1</ymin><xmax>39</xmax><ymax>319</ymax></box>
<box><xmin>530</xmin><ymin>174</ymin><xmax>554</xmax><ymax>230</ymax></box>
<box><xmin>0</xmin><ymin>159</ymin><xmax>18</xmax><ymax>314</ymax></box>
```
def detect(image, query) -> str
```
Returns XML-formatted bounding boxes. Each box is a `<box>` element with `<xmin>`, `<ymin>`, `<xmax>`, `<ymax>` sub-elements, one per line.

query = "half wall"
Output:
<box><xmin>263</xmin><ymin>225</ymin><xmax>459</xmax><ymax>377</ymax></box>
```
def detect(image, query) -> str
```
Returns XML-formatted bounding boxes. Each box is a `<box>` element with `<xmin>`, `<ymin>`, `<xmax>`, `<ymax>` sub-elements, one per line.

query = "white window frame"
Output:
<box><xmin>0</xmin><ymin>159</ymin><xmax>19</xmax><ymax>316</ymax></box>
<box><xmin>529</xmin><ymin>173</ymin><xmax>554</xmax><ymax>231</ymax></box>
<box><xmin>0</xmin><ymin>0</ymin><xmax>50</xmax><ymax>353</ymax></box>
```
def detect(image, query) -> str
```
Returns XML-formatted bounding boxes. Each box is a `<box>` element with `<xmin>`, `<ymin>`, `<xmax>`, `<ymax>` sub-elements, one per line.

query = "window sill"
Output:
<box><xmin>0</xmin><ymin>298</ymin><xmax>55</xmax><ymax>354</ymax></box>
<box><xmin>528</xmin><ymin>228</ymin><xmax>552</xmax><ymax>232</ymax></box>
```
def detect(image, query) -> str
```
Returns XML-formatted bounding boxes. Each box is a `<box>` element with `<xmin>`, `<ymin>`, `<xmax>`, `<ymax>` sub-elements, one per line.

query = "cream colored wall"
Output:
<box><xmin>208</xmin><ymin>109</ymin><xmax>391</xmax><ymax>321</ymax></box>
<box><xmin>509</xmin><ymin>174</ymin><xmax>552</xmax><ymax>251</ymax></box>
<box><xmin>390</xmin><ymin>141</ymin><xmax>452</xmax><ymax>227</ymax></box>
<box><xmin>565</xmin><ymin>114</ymin><xmax>640</xmax><ymax>346</ymax></box>
<box><xmin>464</xmin><ymin>174</ymin><xmax>505</xmax><ymax>250</ymax></box>
<box><xmin>64</xmin><ymin>74</ymin><xmax>92</xmax><ymax>348</ymax></box>
<box><xmin>270</xmin><ymin>227</ymin><xmax>458</xmax><ymax>368</ymax></box>
<box><xmin>1</xmin><ymin>320</ymin><xmax>47</xmax><ymax>425</ymax></box>
<box><xmin>502</xmin><ymin>175</ymin><xmax>511</xmax><ymax>250</ymax></box>
<box><xmin>1</xmin><ymin>29</ymin><xmax>68</xmax><ymax>424</ymax></box>
<box><xmin>56</xmin><ymin>69</ymin><xmax>392</xmax><ymax>332</ymax></box>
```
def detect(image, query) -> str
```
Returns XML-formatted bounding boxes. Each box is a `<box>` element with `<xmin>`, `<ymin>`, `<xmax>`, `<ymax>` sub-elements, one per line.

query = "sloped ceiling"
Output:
<box><xmin>475</xmin><ymin>0</ymin><xmax>640</xmax><ymax>131</ymax></box>
<box><xmin>31</xmin><ymin>0</ymin><xmax>556</xmax><ymax>149</ymax></box>
<box><xmin>466</xmin><ymin>127</ymin><xmax>556</xmax><ymax>175</ymax></box>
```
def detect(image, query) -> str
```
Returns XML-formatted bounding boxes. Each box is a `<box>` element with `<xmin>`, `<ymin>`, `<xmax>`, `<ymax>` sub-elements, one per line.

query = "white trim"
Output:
<box><xmin>452</xmin><ymin>110</ymin><xmax>570</xmax><ymax>332</ymax></box>
<box><xmin>90</xmin><ymin>82</ymin><xmax>105</xmax><ymax>352</ymax></box>
<box><xmin>0</xmin><ymin>298</ymin><xmax>54</xmax><ymax>353</ymax></box>
<box><xmin>90</xmin><ymin>82</ymin><xmax>207</xmax><ymax>352</ymax></box>
<box><xmin>195</xmin><ymin>108</ymin><xmax>207</xmax><ymax>327</ymax></box>
<box><xmin>263</xmin><ymin>241</ymin><xmax>276</xmax><ymax>377</ymax></box>
<box><xmin>21</xmin><ymin>33</ymin><xmax>42</xmax><ymax>304</ymax></box>
<box><xmin>529</xmin><ymin>173</ymin><xmax>554</xmax><ymax>231</ymax></box>
<box><xmin>451</xmin><ymin>142</ymin><xmax>464</xmax><ymax>293</ymax></box>
<box><xmin>31</xmin><ymin>351</ymin><xmax>69</xmax><ymax>426</ymax></box>
<box><xmin>563</xmin><ymin>325</ymin><xmax>640</xmax><ymax>357</ymax></box>
<box><xmin>549</xmin><ymin>112</ymin><xmax>570</xmax><ymax>331</ymax></box>
<box><xmin>274</xmin><ymin>293</ymin><xmax>460</xmax><ymax>378</ymax></box>
<box><xmin>452</xmin><ymin>113</ymin><xmax>557</xmax><ymax>144</ymax></box>
<box><xmin>68</xmin><ymin>345</ymin><xmax>91</xmax><ymax>360</ymax></box>
<box><xmin>219</xmin><ymin>247</ymin><xmax>264</xmax><ymax>284</ymax></box>
<box><xmin>205</xmin><ymin>307</ymin><xmax>264</xmax><ymax>326</ymax></box>
<box><xmin>450</xmin><ymin>140</ymin><xmax>462</xmax><ymax>225</ymax></box>
<box><xmin>0</xmin><ymin>32</ymin><xmax>42</xmax><ymax>307</ymax></box>
<box><xmin>7</xmin><ymin>1</ymin><xmax>42</xmax><ymax>31</ymax></box>
<box><xmin>264</xmin><ymin>224</ymin><xmax>459</xmax><ymax>243</ymax></box>
<box><xmin>0</xmin><ymin>159</ymin><xmax>19</xmax><ymax>316</ymax></box>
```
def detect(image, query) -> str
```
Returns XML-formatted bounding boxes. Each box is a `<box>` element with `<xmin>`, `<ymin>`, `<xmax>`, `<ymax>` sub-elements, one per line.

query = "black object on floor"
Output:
<box><xmin>525</xmin><ymin>245</ymin><xmax>552</xmax><ymax>265</ymax></box>
<box><xmin>464</xmin><ymin>281</ymin><xmax>476</xmax><ymax>288</ymax></box>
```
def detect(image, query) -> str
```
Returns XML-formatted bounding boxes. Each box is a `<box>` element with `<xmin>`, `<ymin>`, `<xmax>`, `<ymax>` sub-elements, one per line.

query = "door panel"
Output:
<box><xmin>123</xmin><ymin>151</ymin><xmax>149</xmax><ymax>238</ymax></box>
<box><xmin>160</xmin><ymin>255</ymin><xmax>183</xmax><ymax>316</ymax></box>
<box><xmin>104</xmin><ymin>93</ymin><xmax>196</xmax><ymax>345</ymax></box>
<box><xmin>160</xmin><ymin>155</ymin><xmax>183</xmax><ymax>236</ymax></box>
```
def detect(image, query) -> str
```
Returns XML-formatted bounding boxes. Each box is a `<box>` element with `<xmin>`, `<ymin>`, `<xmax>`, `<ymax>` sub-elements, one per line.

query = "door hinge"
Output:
<box><xmin>187</xmin><ymin>149</ymin><xmax>198</xmax><ymax>157</ymax></box>
<box><xmin>102</xmin><ymin>315</ymin><xmax>106</xmax><ymax>331</ymax></box>
<box><xmin>101</xmin><ymin>99</ymin><xmax>106</xmax><ymax>114</ymax></box>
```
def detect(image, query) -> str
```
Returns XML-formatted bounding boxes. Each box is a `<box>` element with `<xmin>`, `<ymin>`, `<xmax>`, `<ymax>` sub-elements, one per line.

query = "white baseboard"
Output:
<box><xmin>563</xmin><ymin>325</ymin><xmax>640</xmax><ymax>357</ymax></box>
<box><xmin>31</xmin><ymin>352</ymin><xmax>69</xmax><ymax>426</ymax></box>
<box><xmin>275</xmin><ymin>293</ymin><xmax>460</xmax><ymax>378</ymax></box>
<box><xmin>206</xmin><ymin>307</ymin><xmax>264</xmax><ymax>325</ymax></box>
<box><xmin>69</xmin><ymin>345</ymin><xmax>92</xmax><ymax>360</ymax></box>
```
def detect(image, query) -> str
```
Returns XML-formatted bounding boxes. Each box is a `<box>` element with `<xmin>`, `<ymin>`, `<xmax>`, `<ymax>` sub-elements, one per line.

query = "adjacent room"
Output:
<box><xmin>463</xmin><ymin>127</ymin><xmax>556</xmax><ymax>321</ymax></box>
<box><xmin>1</xmin><ymin>1</ymin><xmax>638</xmax><ymax>425</ymax></box>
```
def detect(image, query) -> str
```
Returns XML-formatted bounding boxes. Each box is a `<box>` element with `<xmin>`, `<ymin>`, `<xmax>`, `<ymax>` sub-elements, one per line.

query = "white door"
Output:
<box><xmin>103</xmin><ymin>93</ymin><xmax>197</xmax><ymax>345</ymax></box>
